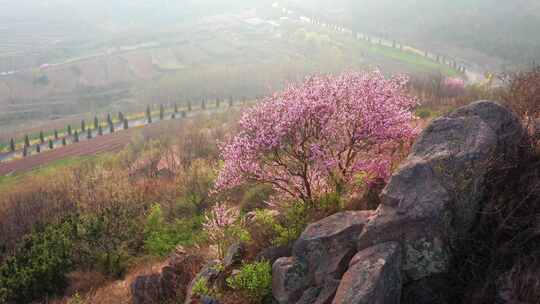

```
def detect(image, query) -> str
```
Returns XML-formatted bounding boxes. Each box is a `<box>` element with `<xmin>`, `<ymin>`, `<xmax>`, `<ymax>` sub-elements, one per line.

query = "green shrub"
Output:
<box><xmin>192</xmin><ymin>277</ymin><xmax>211</xmax><ymax>297</ymax></box>
<box><xmin>0</xmin><ymin>221</ymin><xmax>75</xmax><ymax>303</ymax></box>
<box><xmin>240</xmin><ymin>184</ymin><xmax>274</xmax><ymax>212</ymax></box>
<box><xmin>273</xmin><ymin>202</ymin><xmax>308</xmax><ymax>246</ymax></box>
<box><xmin>226</xmin><ymin>261</ymin><xmax>272</xmax><ymax>302</ymax></box>
<box><xmin>76</xmin><ymin>205</ymin><xmax>142</xmax><ymax>278</ymax></box>
<box><xmin>416</xmin><ymin>108</ymin><xmax>432</xmax><ymax>119</ymax></box>
<box><xmin>249</xmin><ymin>204</ymin><xmax>308</xmax><ymax>247</ymax></box>
<box><xmin>144</xmin><ymin>204</ymin><xmax>204</xmax><ymax>256</ymax></box>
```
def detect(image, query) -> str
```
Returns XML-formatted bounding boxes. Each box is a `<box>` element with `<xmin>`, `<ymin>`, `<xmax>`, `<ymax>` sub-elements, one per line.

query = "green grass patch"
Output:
<box><xmin>355</xmin><ymin>40</ymin><xmax>460</xmax><ymax>77</ymax></box>
<box><xmin>0</xmin><ymin>155</ymin><xmax>98</xmax><ymax>192</ymax></box>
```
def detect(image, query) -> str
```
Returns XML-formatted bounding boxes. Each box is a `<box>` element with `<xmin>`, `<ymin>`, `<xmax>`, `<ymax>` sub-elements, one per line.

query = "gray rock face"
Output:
<box><xmin>272</xmin><ymin>257</ymin><xmax>309</xmax><ymax>304</ymax></box>
<box><xmin>223</xmin><ymin>242</ymin><xmax>245</xmax><ymax>269</ymax></box>
<box><xmin>131</xmin><ymin>274</ymin><xmax>161</xmax><ymax>304</ymax></box>
<box><xmin>185</xmin><ymin>260</ymin><xmax>222</xmax><ymax>304</ymax></box>
<box><xmin>272</xmin><ymin>211</ymin><xmax>372</xmax><ymax>304</ymax></box>
<box><xmin>358</xmin><ymin>100</ymin><xmax>525</xmax><ymax>281</ymax></box>
<box><xmin>131</xmin><ymin>247</ymin><xmax>205</xmax><ymax>304</ymax></box>
<box><xmin>256</xmin><ymin>244</ymin><xmax>292</xmax><ymax>265</ymax></box>
<box><xmin>332</xmin><ymin>242</ymin><xmax>402</xmax><ymax>304</ymax></box>
<box><xmin>271</xmin><ymin>101</ymin><xmax>526</xmax><ymax>303</ymax></box>
<box><xmin>293</xmin><ymin>211</ymin><xmax>373</xmax><ymax>285</ymax></box>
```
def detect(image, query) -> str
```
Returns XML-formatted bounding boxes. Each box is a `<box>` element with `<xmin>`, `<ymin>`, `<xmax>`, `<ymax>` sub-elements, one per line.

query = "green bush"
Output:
<box><xmin>192</xmin><ymin>277</ymin><xmax>211</xmax><ymax>297</ymax></box>
<box><xmin>240</xmin><ymin>184</ymin><xmax>274</xmax><ymax>212</ymax></box>
<box><xmin>75</xmin><ymin>204</ymin><xmax>143</xmax><ymax>278</ymax></box>
<box><xmin>416</xmin><ymin>108</ymin><xmax>432</xmax><ymax>119</ymax></box>
<box><xmin>249</xmin><ymin>204</ymin><xmax>308</xmax><ymax>247</ymax></box>
<box><xmin>226</xmin><ymin>261</ymin><xmax>272</xmax><ymax>302</ymax></box>
<box><xmin>0</xmin><ymin>221</ymin><xmax>75</xmax><ymax>303</ymax></box>
<box><xmin>144</xmin><ymin>204</ymin><xmax>204</xmax><ymax>256</ymax></box>
<box><xmin>274</xmin><ymin>202</ymin><xmax>308</xmax><ymax>246</ymax></box>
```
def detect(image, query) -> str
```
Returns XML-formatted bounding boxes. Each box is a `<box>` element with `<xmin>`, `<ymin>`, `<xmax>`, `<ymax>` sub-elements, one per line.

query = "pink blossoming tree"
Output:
<box><xmin>203</xmin><ymin>204</ymin><xmax>244</xmax><ymax>258</ymax></box>
<box><xmin>216</xmin><ymin>71</ymin><xmax>418</xmax><ymax>206</ymax></box>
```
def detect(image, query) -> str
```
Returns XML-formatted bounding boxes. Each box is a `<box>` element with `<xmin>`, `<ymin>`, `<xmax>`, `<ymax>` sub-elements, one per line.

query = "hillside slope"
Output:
<box><xmin>291</xmin><ymin>0</ymin><xmax>540</xmax><ymax>68</ymax></box>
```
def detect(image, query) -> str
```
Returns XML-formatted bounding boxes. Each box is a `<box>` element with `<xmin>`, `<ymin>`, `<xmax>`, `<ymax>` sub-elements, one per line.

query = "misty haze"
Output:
<box><xmin>0</xmin><ymin>1</ymin><xmax>540</xmax><ymax>304</ymax></box>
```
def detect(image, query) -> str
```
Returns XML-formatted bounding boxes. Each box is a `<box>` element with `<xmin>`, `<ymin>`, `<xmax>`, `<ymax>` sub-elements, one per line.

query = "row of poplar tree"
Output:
<box><xmin>8</xmin><ymin>96</ymin><xmax>243</xmax><ymax>156</ymax></box>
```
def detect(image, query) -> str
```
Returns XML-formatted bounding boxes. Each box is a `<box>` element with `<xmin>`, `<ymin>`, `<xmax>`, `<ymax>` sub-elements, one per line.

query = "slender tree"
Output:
<box><xmin>39</xmin><ymin>131</ymin><xmax>45</xmax><ymax>144</ymax></box>
<box><xmin>74</xmin><ymin>131</ymin><xmax>79</xmax><ymax>143</ymax></box>
<box><xmin>201</xmin><ymin>98</ymin><xmax>206</xmax><ymax>110</ymax></box>
<box><xmin>146</xmin><ymin>105</ymin><xmax>152</xmax><ymax>124</ymax></box>
<box><xmin>123</xmin><ymin>118</ymin><xmax>129</xmax><ymax>130</ymax></box>
<box><xmin>160</xmin><ymin>104</ymin><xmax>165</xmax><ymax>120</ymax></box>
<box><xmin>49</xmin><ymin>139</ymin><xmax>54</xmax><ymax>150</ymax></box>
<box><xmin>98</xmin><ymin>125</ymin><xmax>103</xmax><ymax>136</ymax></box>
<box><xmin>62</xmin><ymin>137</ymin><xmax>67</xmax><ymax>146</ymax></box>
<box><xmin>24</xmin><ymin>134</ymin><xmax>30</xmax><ymax>147</ymax></box>
<box><xmin>36</xmin><ymin>144</ymin><xmax>41</xmax><ymax>153</ymax></box>
<box><xmin>110</xmin><ymin>122</ymin><xmax>115</xmax><ymax>133</ymax></box>
<box><xmin>94</xmin><ymin>116</ymin><xmax>99</xmax><ymax>130</ymax></box>
<box><xmin>107</xmin><ymin>113</ymin><xmax>112</xmax><ymax>126</ymax></box>
<box><xmin>23</xmin><ymin>145</ymin><xmax>28</xmax><ymax>157</ymax></box>
<box><xmin>67</xmin><ymin>125</ymin><xmax>72</xmax><ymax>136</ymax></box>
<box><xmin>9</xmin><ymin>138</ymin><xmax>15</xmax><ymax>152</ymax></box>
<box><xmin>118</xmin><ymin>112</ymin><xmax>124</xmax><ymax>123</ymax></box>
<box><xmin>87</xmin><ymin>128</ymin><xmax>92</xmax><ymax>139</ymax></box>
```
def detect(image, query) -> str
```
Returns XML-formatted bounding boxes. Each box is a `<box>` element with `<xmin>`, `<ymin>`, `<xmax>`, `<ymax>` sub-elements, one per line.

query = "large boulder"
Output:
<box><xmin>131</xmin><ymin>247</ymin><xmax>205</xmax><ymax>304</ymax></box>
<box><xmin>161</xmin><ymin>252</ymin><xmax>206</xmax><ymax>300</ymax></box>
<box><xmin>273</xmin><ymin>211</ymin><xmax>373</xmax><ymax>303</ymax></box>
<box><xmin>358</xmin><ymin>100</ymin><xmax>526</xmax><ymax>281</ymax></box>
<box><xmin>131</xmin><ymin>274</ymin><xmax>161</xmax><ymax>304</ymax></box>
<box><xmin>293</xmin><ymin>211</ymin><xmax>373</xmax><ymax>285</ymax></box>
<box><xmin>256</xmin><ymin>244</ymin><xmax>292</xmax><ymax>265</ymax></box>
<box><xmin>332</xmin><ymin>242</ymin><xmax>402</xmax><ymax>304</ymax></box>
<box><xmin>184</xmin><ymin>260</ymin><xmax>222</xmax><ymax>304</ymax></box>
<box><xmin>223</xmin><ymin>242</ymin><xmax>245</xmax><ymax>269</ymax></box>
<box><xmin>272</xmin><ymin>257</ymin><xmax>309</xmax><ymax>304</ymax></box>
<box><xmin>271</xmin><ymin>101</ymin><xmax>527</xmax><ymax>303</ymax></box>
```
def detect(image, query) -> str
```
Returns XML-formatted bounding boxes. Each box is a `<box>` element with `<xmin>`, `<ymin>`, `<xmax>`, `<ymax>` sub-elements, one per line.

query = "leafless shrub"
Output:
<box><xmin>500</xmin><ymin>65</ymin><xmax>540</xmax><ymax>136</ymax></box>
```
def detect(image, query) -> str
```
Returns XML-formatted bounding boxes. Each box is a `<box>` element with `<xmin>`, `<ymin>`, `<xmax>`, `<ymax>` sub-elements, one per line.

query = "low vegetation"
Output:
<box><xmin>0</xmin><ymin>65</ymin><xmax>538</xmax><ymax>303</ymax></box>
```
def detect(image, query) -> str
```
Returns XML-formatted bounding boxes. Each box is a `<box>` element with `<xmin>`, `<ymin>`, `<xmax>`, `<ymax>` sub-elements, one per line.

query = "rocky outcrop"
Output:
<box><xmin>293</xmin><ymin>211</ymin><xmax>373</xmax><ymax>286</ymax></box>
<box><xmin>272</xmin><ymin>257</ymin><xmax>309</xmax><ymax>304</ymax></box>
<box><xmin>131</xmin><ymin>247</ymin><xmax>205</xmax><ymax>304</ymax></box>
<box><xmin>272</xmin><ymin>101</ymin><xmax>527</xmax><ymax>303</ymax></box>
<box><xmin>223</xmin><ymin>242</ymin><xmax>245</xmax><ymax>269</ymax></box>
<box><xmin>184</xmin><ymin>260</ymin><xmax>222</xmax><ymax>304</ymax></box>
<box><xmin>333</xmin><ymin>242</ymin><xmax>402</xmax><ymax>304</ymax></box>
<box><xmin>358</xmin><ymin>100</ymin><xmax>526</xmax><ymax>281</ymax></box>
<box><xmin>131</xmin><ymin>274</ymin><xmax>162</xmax><ymax>304</ymax></box>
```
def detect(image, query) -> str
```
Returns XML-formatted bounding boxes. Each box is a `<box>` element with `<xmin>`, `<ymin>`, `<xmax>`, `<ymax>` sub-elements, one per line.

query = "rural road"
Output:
<box><xmin>0</xmin><ymin>104</ymin><xmax>245</xmax><ymax>176</ymax></box>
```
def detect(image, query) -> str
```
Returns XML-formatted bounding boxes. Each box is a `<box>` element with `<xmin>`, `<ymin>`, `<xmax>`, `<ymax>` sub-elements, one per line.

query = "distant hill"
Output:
<box><xmin>291</xmin><ymin>0</ymin><xmax>540</xmax><ymax>68</ymax></box>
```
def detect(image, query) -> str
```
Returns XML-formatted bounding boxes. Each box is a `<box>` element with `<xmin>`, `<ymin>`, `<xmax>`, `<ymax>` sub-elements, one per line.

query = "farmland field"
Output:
<box><xmin>0</xmin><ymin>2</ymin><xmax>461</xmax><ymax>141</ymax></box>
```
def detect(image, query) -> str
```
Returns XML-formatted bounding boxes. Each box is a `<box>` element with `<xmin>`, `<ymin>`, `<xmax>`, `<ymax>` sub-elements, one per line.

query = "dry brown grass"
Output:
<box><xmin>500</xmin><ymin>65</ymin><xmax>540</xmax><ymax>137</ymax></box>
<box><xmin>51</xmin><ymin>257</ymin><xmax>166</xmax><ymax>304</ymax></box>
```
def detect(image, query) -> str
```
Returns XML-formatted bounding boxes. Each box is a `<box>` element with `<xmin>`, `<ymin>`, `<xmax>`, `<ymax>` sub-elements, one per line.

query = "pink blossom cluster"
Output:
<box><xmin>203</xmin><ymin>203</ymin><xmax>240</xmax><ymax>242</ymax></box>
<box><xmin>215</xmin><ymin>71</ymin><xmax>419</xmax><ymax>203</ymax></box>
